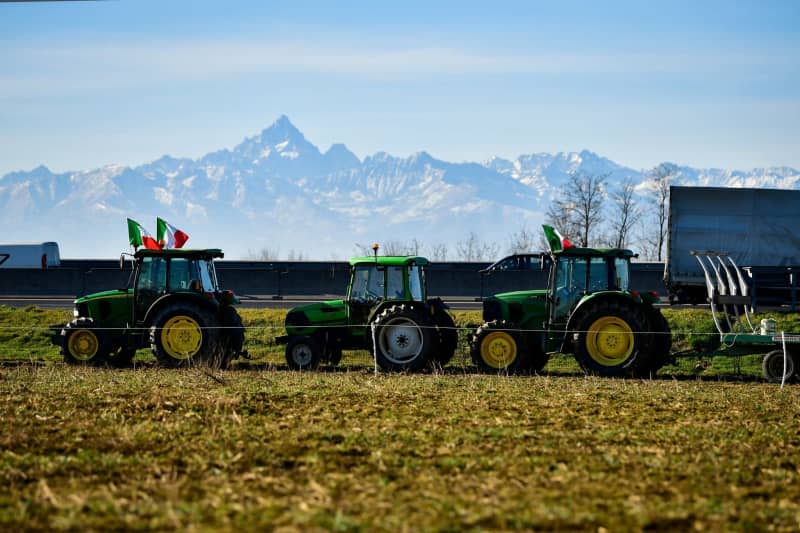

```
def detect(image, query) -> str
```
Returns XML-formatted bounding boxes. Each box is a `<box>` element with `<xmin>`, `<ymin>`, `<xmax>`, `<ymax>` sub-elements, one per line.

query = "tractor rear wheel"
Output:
<box><xmin>762</xmin><ymin>349</ymin><xmax>796</xmax><ymax>383</ymax></box>
<box><xmin>150</xmin><ymin>304</ymin><xmax>219</xmax><ymax>368</ymax></box>
<box><xmin>372</xmin><ymin>304</ymin><xmax>435</xmax><ymax>372</ymax></box>
<box><xmin>61</xmin><ymin>318</ymin><xmax>110</xmax><ymax>366</ymax></box>
<box><xmin>285</xmin><ymin>336</ymin><xmax>322</xmax><ymax>370</ymax></box>
<box><xmin>471</xmin><ymin>320</ymin><xmax>529</xmax><ymax>374</ymax></box>
<box><xmin>432</xmin><ymin>307</ymin><xmax>458</xmax><ymax>366</ymax></box>
<box><xmin>573</xmin><ymin>301</ymin><xmax>648</xmax><ymax>377</ymax></box>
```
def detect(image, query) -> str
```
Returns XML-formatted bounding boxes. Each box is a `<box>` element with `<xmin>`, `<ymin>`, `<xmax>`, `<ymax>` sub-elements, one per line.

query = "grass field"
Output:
<box><xmin>1</xmin><ymin>305</ymin><xmax>799</xmax><ymax>530</ymax></box>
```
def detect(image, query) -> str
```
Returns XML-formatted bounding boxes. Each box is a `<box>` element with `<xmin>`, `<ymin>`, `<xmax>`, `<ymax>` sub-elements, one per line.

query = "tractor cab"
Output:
<box><xmin>346</xmin><ymin>256</ymin><xmax>428</xmax><ymax>326</ymax></box>
<box><xmin>548</xmin><ymin>247</ymin><xmax>634</xmax><ymax>326</ymax></box>
<box><xmin>130</xmin><ymin>248</ymin><xmax>225</xmax><ymax>324</ymax></box>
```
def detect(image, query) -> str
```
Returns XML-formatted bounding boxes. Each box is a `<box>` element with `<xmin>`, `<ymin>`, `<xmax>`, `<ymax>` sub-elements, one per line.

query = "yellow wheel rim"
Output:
<box><xmin>586</xmin><ymin>316</ymin><xmax>634</xmax><ymax>366</ymax></box>
<box><xmin>68</xmin><ymin>329</ymin><xmax>99</xmax><ymax>361</ymax></box>
<box><xmin>161</xmin><ymin>315</ymin><xmax>203</xmax><ymax>360</ymax></box>
<box><xmin>480</xmin><ymin>331</ymin><xmax>518</xmax><ymax>369</ymax></box>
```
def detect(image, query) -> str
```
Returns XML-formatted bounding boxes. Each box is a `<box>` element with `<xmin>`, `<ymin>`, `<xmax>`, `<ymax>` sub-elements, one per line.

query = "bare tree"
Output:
<box><xmin>455</xmin><ymin>232</ymin><xmax>500</xmax><ymax>261</ymax></box>
<box><xmin>428</xmin><ymin>242</ymin><xmax>448</xmax><ymax>261</ymax></box>
<box><xmin>647</xmin><ymin>163</ymin><xmax>676</xmax><ymax>261</ymax></box>
<box><xmin>355</xmin><ymin>239</ymin><xmax>423</xmax><ymax>256</ymax></box>
<box><xmin>546</xmin><ymin>172</ymin><xmax>607</xmax><ymax>247</ymax></box>
<box><xmin>246</xmin><ymin>247</ymin><xmax>280</xmax><ymax>260</ymax></box>
<box><xmin>507</xmin><ymin>225</ymin><xmax>538</xmax><ymax>254</ymax></box>
<box><xmin>609</xmin><ymin>178</ymin><xmax>642</xmax><ymax>249</ymax></box>
<box><xmin>286</xmin><ymin>249</ymin><xmax>306</xmax><ymax>261</ymax></box>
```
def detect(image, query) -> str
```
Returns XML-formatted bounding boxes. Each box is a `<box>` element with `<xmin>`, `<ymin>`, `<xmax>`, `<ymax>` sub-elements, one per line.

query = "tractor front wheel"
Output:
<box><xmin>285</xmin><ymin>336</ymin><xmax>322</xmax><ymax>370</ymax></box>
<box><xmin>372</xmin><ymin>304</ymin><xmax>434</xmax><ymax>372</ymax></box>
<box><xmin>61</xmin><ymin>318</ymin><xmax>110</xmax><ymax>366</ymax></box>
<box><xmin>150</xmin><ymin>304</ymin><xmax>219</xmax><ymax>368</ymax></box>
<box><xmin>573</xmin><ymin>301</ymin><xmax>647</xmax><ymax>377</ymax></box>
<box><xmin>471</xmin><ymin>320</ymin><xmax>529</xmax><ymax>374</ymax></box>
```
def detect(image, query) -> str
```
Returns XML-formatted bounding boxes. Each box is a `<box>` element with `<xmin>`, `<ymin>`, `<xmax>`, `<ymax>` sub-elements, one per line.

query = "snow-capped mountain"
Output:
<box><xmin>2</xmin><ymin>115</ymin><xmax>798</xmax><ymax>259</ymax></box>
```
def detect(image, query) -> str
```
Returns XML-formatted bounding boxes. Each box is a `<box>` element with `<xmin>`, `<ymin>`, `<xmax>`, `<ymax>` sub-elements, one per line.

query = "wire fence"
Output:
<box><xmin>5</xmin><ymin>321</ymin><xmax>797</xmax><ymax>384</ymax></box>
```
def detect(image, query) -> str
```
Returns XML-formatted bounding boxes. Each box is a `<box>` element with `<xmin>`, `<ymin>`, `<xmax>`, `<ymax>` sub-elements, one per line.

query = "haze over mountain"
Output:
<box><xmin>2</xmin><ymin>116</ymin><xmax>798</xmax><ymax>260</ymax></box>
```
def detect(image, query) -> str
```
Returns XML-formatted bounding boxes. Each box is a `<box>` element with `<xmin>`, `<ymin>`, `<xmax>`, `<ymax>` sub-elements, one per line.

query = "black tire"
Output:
<box><xmin>285</xmin><ymin>336</ymin><xmax>322</xmax><ymax>370</ymax></box>
<box><xmin>763</xmin><ymin>349</ymin><xmax>796</xmax><ymax>383</ymax></box>
<box><xmin>213</xmin><ymin>306</ymin><xmax>245</xmax><ymax>370</ymax></box>
<box><xmin>572</xmin><ymin>300</ymin><xmax>648</xmax><ymax>377</ymax></box>
<box><xmin>643</xmin><ymin>308</ymin><xmax>672</xmax><ymax>377</ymax></box>
<box><xmin>60</xmin><ymin>318</ymin><xmax>110</xmax><ymax>366</ymax></box>
<box><xmin>432</xmin><ymin>307</ymin><xmax>458</xmax><ymax>366</ymax></box>
<box><xmin>371</xmin><ymin>304</ymin><xmax>435</xmax><ymax>372</ymax></box>
<box><xmin>149</xmin><ymin>303</ymin><xmax>220</xmax><ymax>368</ymax></box>
<box><xmin>109</xmin><ymin>347</ymin><xmax>137</xmax><ymax>368</ymax></box>
<box><xmin>470</xmin><ymin>320</ymin><xmax>530</xmax><ymax>374</ymax></box>
<box><xmin>324</xmin><ymin>345</ymin><xmax>343</xmax><ymax>366</ymax></box>
<box><xmin>524</xmin><ymin>334</ymin><xmax>550</xmax><ymax>373</ymax></box>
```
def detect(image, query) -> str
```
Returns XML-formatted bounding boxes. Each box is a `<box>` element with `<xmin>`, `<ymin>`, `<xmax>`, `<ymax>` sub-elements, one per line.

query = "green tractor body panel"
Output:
<box><xmin>285</xmin><ymin>299</ymin><xmax>349</xmax><ymax>337</ymax></box>
<box><xmin>482</xmin><ymin>289</ymin><xmax>548</xmax><ymax>331</ymax></box>
<box><xmin>73</xmin><ymin>289</ymin><xmax>134</xmax><ymax>329</ymax></box>
<box><xmin>348</xmin><ymin>256</ymin><xmax>429</xmax><ymax>267</ymax></box>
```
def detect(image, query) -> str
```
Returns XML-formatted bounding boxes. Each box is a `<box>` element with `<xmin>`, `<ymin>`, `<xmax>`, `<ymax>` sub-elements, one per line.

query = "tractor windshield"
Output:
<box><xmin>408</xmin><ymin>265</ymin><xmax>424</xmax><ymax>301</ymax></box>
<box><xmin>349</xmin><ymin>265</ymin><xmax>384</xmax><ymax>303</ymax></box>
<box><xmin>349</xmin><ymin>263</ymin><xmax>425</xmax><ymax>302</ymax></box>
<box><xmin>168</xmin><ymin>258</ymin><xmax>219</xmax><ymax>292</ymax></box>
<box><xmin>614</xmin><ymin>258</ymin><xmax>630</xmax><ymax>290</ymax></box>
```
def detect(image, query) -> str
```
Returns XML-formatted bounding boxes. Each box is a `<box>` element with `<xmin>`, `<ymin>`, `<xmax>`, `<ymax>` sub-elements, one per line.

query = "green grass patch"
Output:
<box><xmin>2</xmin><ymin>305</ymin><xmax>795</xmax><ymax>379</ymax></box>
<box><xmin>0</xmin><ymin>367</ymin><xmax>798</xmax><ymax>530</ymax></box>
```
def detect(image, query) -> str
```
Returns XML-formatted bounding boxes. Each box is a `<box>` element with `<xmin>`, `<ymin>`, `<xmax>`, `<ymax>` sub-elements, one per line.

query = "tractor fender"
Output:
<box><xmin>561</xmin><ymin>291</ymin><xmax>644</xmax><ymax>352</ymax></box>
<box><xmin>366</xmin><ymin>300</ymin><xmax>428</xmax><ymax>324</ymax></box>
<box><xmin>426</xmin><ymin>297</ymin><xmax>450</xmax><ymax>314</ymax></box>
<box><xmin>141</xmin><ymin>293</ymin><xmax>220</xmax><ymax>328</ymax></box>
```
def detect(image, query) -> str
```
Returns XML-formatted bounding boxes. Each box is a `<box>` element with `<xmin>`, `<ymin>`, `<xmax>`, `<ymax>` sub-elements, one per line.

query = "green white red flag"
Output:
<box><xmin>542</xmin><ymin>224</ymin><xmax>573</xmax><ymax>252</ymax></box>
<box><xmin>127</xmin><ymin>219</ymin><xmax>160</xmax><ymax>250</ymax></box>
<box><xmin>157</xmin><ymin>217</ymin><xmax>189</xmax><ymax>249</ymax></box>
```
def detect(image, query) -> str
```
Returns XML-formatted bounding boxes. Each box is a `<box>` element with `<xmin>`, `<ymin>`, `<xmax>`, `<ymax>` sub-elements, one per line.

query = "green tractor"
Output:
<box><xmin>52</xmin><ymin>248</ymin><xmax>245</xmax><ymax>368</ymax></box>
<box><xmin>472</xmin><ymin>238</ymin><xmax>672</xmax><ymax>377</ymax></box>
<box><xmin>275</xmin><ymin>254</ymin><xmax>457</xmax><ymax>371</ymax></box>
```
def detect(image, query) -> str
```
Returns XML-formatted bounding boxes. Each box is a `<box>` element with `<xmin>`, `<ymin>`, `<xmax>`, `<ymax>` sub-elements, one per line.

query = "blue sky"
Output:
<box><xmin>1</xmin><ymin>0</ymin><xmax>798</xmax><ymax>176</ymax></box>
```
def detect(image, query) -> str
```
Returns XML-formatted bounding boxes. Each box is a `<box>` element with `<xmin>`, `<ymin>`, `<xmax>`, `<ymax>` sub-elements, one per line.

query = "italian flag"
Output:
<box><xmin>542</xmin><ymin>224</ymin><xmax>573</xmax><ymax>252</ymax></box>
<box><xmin>157</xmin><ymin>217</ymin><xmax>189</xmax><ymax>249</ymax></box>
<box><xmin>127</xmin><ymin>219</ymin><xmax>160</xmax><ymax>250</ymax></box>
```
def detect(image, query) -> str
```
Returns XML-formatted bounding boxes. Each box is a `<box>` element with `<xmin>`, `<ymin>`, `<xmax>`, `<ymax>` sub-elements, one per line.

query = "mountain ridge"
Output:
<box><xmin>2</xmin><ymin>116</ymin><xmax>798</xmax><ymax>259</ymax></box>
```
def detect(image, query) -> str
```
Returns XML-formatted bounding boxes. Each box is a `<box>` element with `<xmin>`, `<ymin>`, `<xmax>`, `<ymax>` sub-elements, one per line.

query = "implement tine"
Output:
<box><xmin>727</xmin><ymin>256</ymin><xmax>755</xmax><ymax>331</ymax></box>
<box><xmin>705</xmin><ymin>255</ymin><xmax>734</xmax><ymax>334</ymax></box>
<box><xmin>717</xmin><ymin>256</ymin><xmax>745</xmax><ymax>333</ymax></box>
<box><xmin>692</xmin><ymin>251</ymin><xmax>725</xmax><ymax>337</ymax></box>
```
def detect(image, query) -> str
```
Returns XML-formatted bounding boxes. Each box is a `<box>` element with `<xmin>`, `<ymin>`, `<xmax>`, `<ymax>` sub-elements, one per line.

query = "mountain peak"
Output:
<box><xmin>233</xmin><ymin>115</ymin><xmax>321</xmax><ymax>160</ymax></box>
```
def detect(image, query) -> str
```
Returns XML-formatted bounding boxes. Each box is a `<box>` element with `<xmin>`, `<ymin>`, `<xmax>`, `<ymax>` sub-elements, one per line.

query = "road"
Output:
<box><xmin>0</xmin><ymin>295</ymin><xmax>485</xmax><ymax>311</ymax></box>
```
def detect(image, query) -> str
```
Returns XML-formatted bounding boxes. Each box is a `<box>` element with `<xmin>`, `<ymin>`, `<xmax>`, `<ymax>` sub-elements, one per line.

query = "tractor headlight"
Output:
<box><xmin>73</xmin><ymin>307</ymin><xmax>80</xmax><ymax>318</ymax></box>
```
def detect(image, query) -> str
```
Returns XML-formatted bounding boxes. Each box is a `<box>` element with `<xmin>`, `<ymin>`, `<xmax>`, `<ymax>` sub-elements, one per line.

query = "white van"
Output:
<box><xmin>0</xmin><ymin>242</ymin><xmax>61</xmax><ymax>269</ymax></box>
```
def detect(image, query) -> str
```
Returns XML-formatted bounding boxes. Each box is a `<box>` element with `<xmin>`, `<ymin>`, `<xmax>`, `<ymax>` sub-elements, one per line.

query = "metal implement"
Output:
<box><xmin>692</xmin><ymin>250</ymin><xmax>798</xmax><ymax>384</ymax></box>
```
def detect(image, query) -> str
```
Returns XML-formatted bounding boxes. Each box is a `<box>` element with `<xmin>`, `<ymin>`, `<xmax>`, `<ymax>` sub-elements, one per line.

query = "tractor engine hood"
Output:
<box><xmin>285</xmin><ymin>299</ymin><xmax>347</xmax><ymax>328</ymax></box>
<box><xmin>74</xmin><ymin>289</ymin><xmax>132</xmax><ymax>305</ymax></box>
<box><xmin>491</xmin><ymin>289</ymin><xmax>548</xmax><ymax>303</ymax></box>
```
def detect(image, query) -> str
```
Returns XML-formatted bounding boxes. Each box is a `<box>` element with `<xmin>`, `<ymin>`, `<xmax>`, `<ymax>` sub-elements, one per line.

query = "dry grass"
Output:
<box><xmin>1</xmin><ymin>366</ymin><xmax>798</xmax><ymax>531</ymax></box>
<box><xmin>1</xmin><ymin>305</ymin><xmax>799</xmax><ymax>530</ymax></box>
